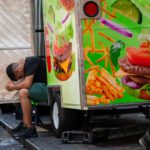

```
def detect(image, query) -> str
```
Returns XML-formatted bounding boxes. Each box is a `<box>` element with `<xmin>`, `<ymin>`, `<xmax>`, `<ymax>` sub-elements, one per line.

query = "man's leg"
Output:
<box><xmin>19</xmin><ymin>89</ymin><xmax>32</xmax><ymax>127</ymax></box>
<box><xmin>13</xmin><ymin>88</ymin><xmax>37</xmax><ymax>139</ymax></box>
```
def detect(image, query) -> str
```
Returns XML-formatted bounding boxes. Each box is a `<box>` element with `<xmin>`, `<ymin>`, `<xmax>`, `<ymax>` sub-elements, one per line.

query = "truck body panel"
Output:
<box><xmin>43</xmin><ymin>0</ymin><xmax>150</xmax><ymax>110</ymax></box>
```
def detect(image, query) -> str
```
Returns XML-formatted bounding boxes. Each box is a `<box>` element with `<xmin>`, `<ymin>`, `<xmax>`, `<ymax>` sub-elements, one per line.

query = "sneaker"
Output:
<box><xmin>15</xmin><ymin>126</ymin><xmax>38</xmax><ymax>140</ymax></box>
<box><xmin>11</xmin><ymin>121</ymin><xmax>25</xmax><ymax>134</ymax></box>
<box><xmin>139</xmin><ymin>130</ymin><xmax>150</xmax><ymax>150</ymax></box>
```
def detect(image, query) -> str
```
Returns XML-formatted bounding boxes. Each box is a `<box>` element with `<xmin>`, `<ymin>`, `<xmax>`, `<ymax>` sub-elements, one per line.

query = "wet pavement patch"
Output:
<box><xmin>0</xmin><ymin>138</ymin><xmax>17</xmax><ymax>146</ymax></box>
<box><xmin>0</xmin><ymin>126</ymin><xmax>25</xmax><ymax>150</ymax></box>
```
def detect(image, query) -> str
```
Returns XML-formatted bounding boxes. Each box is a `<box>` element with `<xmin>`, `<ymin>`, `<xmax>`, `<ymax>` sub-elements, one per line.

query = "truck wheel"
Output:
<box><xmin>50</xmin><ymin>94</ymin><xmax>81</xmax><ymax>138</ymax></box>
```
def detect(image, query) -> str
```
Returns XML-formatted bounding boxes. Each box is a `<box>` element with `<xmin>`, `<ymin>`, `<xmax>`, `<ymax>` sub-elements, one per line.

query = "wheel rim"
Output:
<box><xmin>52</xmin><ymin>102</ymin><xmax>59</xmax><ymax>129</ymax></box>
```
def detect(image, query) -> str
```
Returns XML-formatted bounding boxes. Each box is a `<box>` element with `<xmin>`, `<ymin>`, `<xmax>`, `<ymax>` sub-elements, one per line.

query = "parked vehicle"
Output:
<box><xmin>1</xmin><ymin>0</ymin><xmax>150</xmax><ymax>138</ymax></box>
<box><xmin>42</xmin><ymin>0</ymin><xmax>150</xmax><ymax>137</ymax></box>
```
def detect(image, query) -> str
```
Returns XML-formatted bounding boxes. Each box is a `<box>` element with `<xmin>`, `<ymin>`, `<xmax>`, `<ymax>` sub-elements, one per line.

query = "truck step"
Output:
<box><xmin>61</xmin><ymin>131</ymin><xmax>94</xmax><ymax>144</ymax></box>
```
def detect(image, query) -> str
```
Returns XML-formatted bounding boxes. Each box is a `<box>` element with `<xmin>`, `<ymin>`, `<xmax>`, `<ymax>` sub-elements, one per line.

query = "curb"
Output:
<box><xmin>0</xmin><ymin>119</ymin><xmax>39</xmax><ymax>150</ymax></box>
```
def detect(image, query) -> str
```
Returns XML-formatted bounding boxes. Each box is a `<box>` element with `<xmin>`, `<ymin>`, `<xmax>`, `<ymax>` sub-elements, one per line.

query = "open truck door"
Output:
<box><xmin>43</xmin><ymin>0</ymin><xmax>150</xmax><ymax>137</ymax></box>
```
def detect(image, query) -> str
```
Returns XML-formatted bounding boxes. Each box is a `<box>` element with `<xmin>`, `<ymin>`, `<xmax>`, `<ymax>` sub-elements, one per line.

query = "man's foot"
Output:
<box><xmin>139</xmin><ymin>130</ymin><xmax>150</xmax><ymax>150</ymax></box>
<box><xmin>11</xmin><ymin>121</ymin><xmax>25</xmax><ymax>135</ymax></box>
<box><xmin>15</xmin><ymin>126</ymin><xmax>38</xmax><ymax>140</ymax></box>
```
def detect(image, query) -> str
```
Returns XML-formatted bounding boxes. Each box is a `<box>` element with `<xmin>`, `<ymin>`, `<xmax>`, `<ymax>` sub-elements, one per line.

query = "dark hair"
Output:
<box><xmin>6</xmin><ymin>63</ymin><xmax>18</xmax><ymax>81</ymax></box>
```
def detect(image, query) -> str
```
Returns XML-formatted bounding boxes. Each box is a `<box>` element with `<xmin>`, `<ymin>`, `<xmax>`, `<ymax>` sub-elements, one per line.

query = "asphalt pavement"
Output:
<box><xmin>0</xmin><ymin>113</ymin><xmax>147</xmax><ymax>150</ymax></box>
<box><xmin>0</xmin><ymin>126</ymin><xmax>25</xmax><ymax>150</ymax></box>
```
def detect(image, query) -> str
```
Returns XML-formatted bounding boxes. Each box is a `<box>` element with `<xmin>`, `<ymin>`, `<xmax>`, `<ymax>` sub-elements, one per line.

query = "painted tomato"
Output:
<box><xmin>126</xmin><ymin>46</ymin><xmax>150</xmax><ymax>67</ymax></box>
<box><xmin>53</xmin><ymin>40</ymin><xmax>71</xmax><ymax>56</ymax></box>
<box><xmin>59</xmin><ymin>0</ymin><xmax>75</xmax><ymax>12</ymax></box>
<box><xmin>45</xmin><ymin>26</ymin><xmax>52</xmax><ymax>73</ymax></box>
<box><xmin>140</xmin><ymin>90</ymin><xmax>150</xmax><ymax>100</ymax></box>
<box><xmin>140</xmin><ymin>41</ymin><xmax>150</xmax><ymax>48</ymax></box>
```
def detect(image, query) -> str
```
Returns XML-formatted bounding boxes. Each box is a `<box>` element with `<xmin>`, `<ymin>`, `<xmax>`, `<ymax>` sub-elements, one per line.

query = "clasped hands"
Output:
<box><xmin>5</xmin><ymin>81</ymin><xmax>15</xmax><ymax>91</ymax></box>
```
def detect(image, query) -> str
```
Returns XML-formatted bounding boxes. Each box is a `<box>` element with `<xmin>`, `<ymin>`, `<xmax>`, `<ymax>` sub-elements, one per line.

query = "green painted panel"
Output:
<box><xmin>82</xmin><ymin>0</ymin><xmax>150</xmax><ymax>106</ymax></box>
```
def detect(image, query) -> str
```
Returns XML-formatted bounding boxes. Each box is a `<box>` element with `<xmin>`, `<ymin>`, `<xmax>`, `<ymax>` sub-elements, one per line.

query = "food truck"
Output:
<box><xmin>43</xmin><ymin>0</ymin><xmax>150</xmax><ymax>137</ymax></box>
<box><xmin>0</xmin><ymin>0</ymin><xmax>150</xmax><ymax>139</ymax></box>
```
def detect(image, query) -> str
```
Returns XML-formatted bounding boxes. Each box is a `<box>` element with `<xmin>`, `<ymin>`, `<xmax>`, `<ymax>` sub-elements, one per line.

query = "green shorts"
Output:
<box><xmin>28</xmin><ymin>83</ymin><xmax>48</xmax><ymax>103</ymax></box>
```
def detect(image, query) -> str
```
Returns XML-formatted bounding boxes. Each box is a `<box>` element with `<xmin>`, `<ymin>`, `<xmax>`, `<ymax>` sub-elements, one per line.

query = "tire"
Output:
<box><xmin>50</xmin><ymin>93</ymin><xmax>81</xmax><ymax>138</ymax></box>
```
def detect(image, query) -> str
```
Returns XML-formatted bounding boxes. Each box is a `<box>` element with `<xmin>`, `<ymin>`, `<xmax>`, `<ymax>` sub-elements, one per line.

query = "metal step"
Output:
<box><xmin>61</xmin><ymin>131</ymin><xmax>94</xmax><ymax>144</ymax></box>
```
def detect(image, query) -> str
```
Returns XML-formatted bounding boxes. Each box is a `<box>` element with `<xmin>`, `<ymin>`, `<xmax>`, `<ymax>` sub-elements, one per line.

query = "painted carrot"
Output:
<box><xmin>98</xmin><ymin>41</ymin><xmax>106</xmax><ymax>50</ymax></box>
<box><xmin>85</xmin><ymin>19</ymin><xmax>89</xmax><ymax>27</ymax></box>
<box><xmin>89</xmin><ymin>29</ymin><xmax>95</xmax><ymax>52</ymax></box>
<box><xmin>98</xmin><ymin>32</ymin><xmax>115</xmax><ymax>42</ymax></box>
<box><xmin>100</xmin><ymin>7</ymin><xmax>116</xmax><ymax>18</ymax></box>
<box><xmin>109</xmin><ymin>58</ymin><xmax>116</xmax><ymax>76</ymax></box>
<box><xmin>82</xmin><ymin>29</ymin><xmax>89</xmax><ymax>34</ymax></box>
<box><xmin>84</xmin><ymin>65</ymin><xmax>100</xmax><ymax>74</ymax></box>
<box><xmin>96</xmin><ymin>55</ymin><xmax>107</xmax><ymax>63</ymax></box>
<box><xmin>84</xmin><ymin>48</ymin><xmax>94</xmax><ymax>66</ymax></box>
<box><xmin>89</xmin><ymin>49</ymin><xmax>104</xmax><ymax>53</ymax></box>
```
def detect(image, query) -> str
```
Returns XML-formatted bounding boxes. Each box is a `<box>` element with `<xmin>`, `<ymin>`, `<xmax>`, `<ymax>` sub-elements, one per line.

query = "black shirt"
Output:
<box><xmin>24</xmin><ymin>56</ymin><xmax>47</xmax><ymax>84</ymax></box>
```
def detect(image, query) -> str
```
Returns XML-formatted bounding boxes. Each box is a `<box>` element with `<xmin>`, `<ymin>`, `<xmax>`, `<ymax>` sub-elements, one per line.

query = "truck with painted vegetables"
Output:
<box><xmin>42</xmin><ymin>0</ymin><xmax>150</xmax><ymax>137</ymax></box>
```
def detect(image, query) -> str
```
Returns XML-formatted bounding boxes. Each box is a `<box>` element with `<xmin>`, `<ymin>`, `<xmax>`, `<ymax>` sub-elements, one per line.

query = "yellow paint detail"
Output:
<box><xmin>59</xmin><ymin>58</ymin><xmax>70</xmax><ymax>73</ymax></box>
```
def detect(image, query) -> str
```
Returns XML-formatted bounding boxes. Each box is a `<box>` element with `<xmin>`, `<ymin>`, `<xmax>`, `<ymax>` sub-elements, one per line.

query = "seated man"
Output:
<box><xmin>5</xmin><ymin>56</ymin><xmax>48</xmax><ymax>139</ymax></box>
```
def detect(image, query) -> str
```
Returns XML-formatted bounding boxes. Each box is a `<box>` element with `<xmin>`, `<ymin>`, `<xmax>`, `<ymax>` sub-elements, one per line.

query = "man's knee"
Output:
<box><xmin>19</xmin><ymin>89</ymin><xmax>29</xmax><ymax>99</ymax></box>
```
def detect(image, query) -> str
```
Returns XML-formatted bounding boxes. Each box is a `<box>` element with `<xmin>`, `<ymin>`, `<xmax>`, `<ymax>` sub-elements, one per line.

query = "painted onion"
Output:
<box><xmin>100</xmin><ymin>18</ymin><xmax>132</xmax><ymax>38</ymax></box>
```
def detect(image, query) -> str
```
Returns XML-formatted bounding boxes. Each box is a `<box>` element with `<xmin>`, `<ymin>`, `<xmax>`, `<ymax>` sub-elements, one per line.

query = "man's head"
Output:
<box><xmin>6</xmin><ymin>63</ymin><xmax>24</xmax><ymax>81</ymax></box>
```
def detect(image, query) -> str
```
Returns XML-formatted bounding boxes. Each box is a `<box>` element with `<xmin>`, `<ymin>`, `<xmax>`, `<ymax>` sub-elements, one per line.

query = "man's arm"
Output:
<box><xmin>6</xmin><ymin>75</ymin><xmax>34</xmax><ymax>91</ymax></box>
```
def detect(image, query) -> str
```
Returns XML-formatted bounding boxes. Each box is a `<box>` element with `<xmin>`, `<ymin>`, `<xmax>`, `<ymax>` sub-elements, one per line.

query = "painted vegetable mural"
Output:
<box><xmin>82</xmin><ymin>0</ymin><xmax>150</xmax><ymax>106</ymax></box>
<box><xmin>52</xmin><ymin>22</ymin><xmax>75</xmax><ymax>81</ymax></box>
<box><xmin>59</xmin><ymin>0</ymin><xmax>74</xmax><ymax>12</ymax></box>
<box><xmin>43</xmin><ymin>0</ymin><xmax>150</xmax><ymax>109</ymax></box>
<box><xmin>44</xmin><ymin>0</ymin><xmax>76</xmax><ymax>81</ymax></box>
